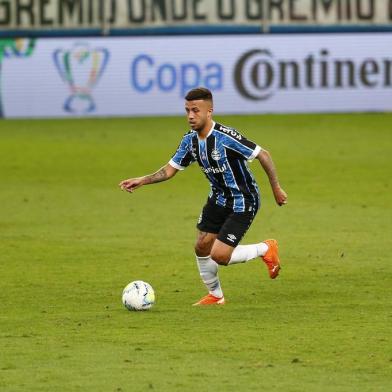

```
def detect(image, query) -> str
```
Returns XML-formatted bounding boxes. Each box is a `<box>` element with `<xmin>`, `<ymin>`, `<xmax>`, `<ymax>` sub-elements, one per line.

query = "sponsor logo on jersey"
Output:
<box><xmin>201</xmin><ymin>164</ymin><xmax>226</xmax><ymax>175</ymax></box>
<box><xmin>211</xmin><ymin>149</ymin><xmax>221</xmax><ymax>161</ymax></box>
<box><xmin>220</xmin><ymin>126</ymin><xmax>242</xmax><ymax>140</ymax></box>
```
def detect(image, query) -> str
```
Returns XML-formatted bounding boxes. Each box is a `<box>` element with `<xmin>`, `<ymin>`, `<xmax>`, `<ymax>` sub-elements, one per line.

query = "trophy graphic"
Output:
<box><xmin>0</xmin><ymin>38</ymin><xmax>36</xmax><ymax>118</ymax></box>
<box><xmin>53</xmin><ymin>43</ymin><xmax>109</xmax><ymax>114</ymax></box>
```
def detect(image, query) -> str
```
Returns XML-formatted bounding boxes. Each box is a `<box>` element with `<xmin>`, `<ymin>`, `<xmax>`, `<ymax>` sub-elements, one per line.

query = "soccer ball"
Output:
<box><xmin>122</xmin><ymin>280</ymin><xmax>155</xmax><ymax>311</ymax></box>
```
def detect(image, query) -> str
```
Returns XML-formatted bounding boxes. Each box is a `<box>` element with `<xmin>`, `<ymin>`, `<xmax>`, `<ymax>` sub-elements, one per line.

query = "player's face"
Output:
<box><xmin>185</xmin><ymin>100</ymin><xmax>213</xmax><ymax>131</ymax></box>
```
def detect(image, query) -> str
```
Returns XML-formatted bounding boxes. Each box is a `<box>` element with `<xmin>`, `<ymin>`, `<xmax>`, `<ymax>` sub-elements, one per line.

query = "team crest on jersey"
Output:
<box><xmin>211</xmin><ymin>149</ymin><xmax>221</xmax><ymax>161</ymax></box>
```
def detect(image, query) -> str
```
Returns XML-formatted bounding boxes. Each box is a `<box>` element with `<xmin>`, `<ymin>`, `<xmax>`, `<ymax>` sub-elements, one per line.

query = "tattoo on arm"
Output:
<box><xmin>144</xmin><ymin>167</ymin><xmax>168</xmax><ymax>185</ymax></box>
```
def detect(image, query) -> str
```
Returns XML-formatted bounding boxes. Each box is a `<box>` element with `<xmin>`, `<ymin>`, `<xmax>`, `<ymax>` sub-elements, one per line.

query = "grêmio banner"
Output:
<box><xmin>1</xmin><ymin>0</ymin><xmax>392</xmax><ymax>32</ymax></box>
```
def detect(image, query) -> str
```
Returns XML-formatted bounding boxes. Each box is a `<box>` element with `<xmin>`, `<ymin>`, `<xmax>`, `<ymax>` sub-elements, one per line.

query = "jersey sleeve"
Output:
<box><xmin>169</xmin><ymin>134</ymin><xmax>195</xmax><ymax>170</ymax></box>
<box><xmin>222</xmin><ymin>128</ymin><xmax>262</xmax><ymax>161</ymax></box>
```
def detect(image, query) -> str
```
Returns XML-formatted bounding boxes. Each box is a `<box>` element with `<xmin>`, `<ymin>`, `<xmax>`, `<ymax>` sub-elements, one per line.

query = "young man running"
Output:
<box><xmin>120</xmin><ymin>87</ymin><xmax>287</xmax><ymax>306</ymax></box>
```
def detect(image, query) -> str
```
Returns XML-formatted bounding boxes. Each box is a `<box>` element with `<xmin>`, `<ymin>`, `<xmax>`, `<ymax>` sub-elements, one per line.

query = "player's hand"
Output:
<box><xmin>273</xmin><ymin>186</ymin><xmax>287</xmax><ymax>206</ymax></box>
<box><xmin>119</xmin><ymin>177</ymin><xmax>144</xmax><ymax>193</ymax></box>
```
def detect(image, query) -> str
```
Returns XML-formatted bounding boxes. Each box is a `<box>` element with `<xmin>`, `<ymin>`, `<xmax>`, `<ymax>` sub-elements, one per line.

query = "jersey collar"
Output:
<box><xmin>197</xmin><ymin>121</ymin><xmax>215</xmax><ymax>140</ymax></box>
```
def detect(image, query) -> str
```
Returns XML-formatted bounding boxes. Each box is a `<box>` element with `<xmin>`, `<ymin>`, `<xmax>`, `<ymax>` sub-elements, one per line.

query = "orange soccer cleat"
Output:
<box><xmin>192</xmin><ymin>294</ymin><xmax>225</xmax><ymax>306</ymax></box>
<box><xmin>262</xmin><ymin>239</ymin><xmax>281</xmax><ymax>279</ymax></box>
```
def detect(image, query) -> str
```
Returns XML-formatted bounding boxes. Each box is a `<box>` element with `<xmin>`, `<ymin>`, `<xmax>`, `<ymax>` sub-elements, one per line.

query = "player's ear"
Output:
<box><xmin>207</xmin><ymin>103</ymin><xmax>213</xmax><ymax>117</ymax></box>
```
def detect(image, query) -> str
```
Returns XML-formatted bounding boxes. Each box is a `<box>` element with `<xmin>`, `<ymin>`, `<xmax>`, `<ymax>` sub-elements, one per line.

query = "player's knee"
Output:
<box><xmin>210</xmin><ymin>250</ymin><xmax>230</xmax><ymax>266</ymax></box>
<box><xmin>194</xmin><ymin>240</ymin><xmax>211</xmax><ymax>257</ymax></box>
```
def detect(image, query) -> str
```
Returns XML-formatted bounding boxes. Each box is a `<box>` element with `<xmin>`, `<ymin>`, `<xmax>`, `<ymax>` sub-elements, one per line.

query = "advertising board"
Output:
<box><xmin>1</xmin><ymin>34</ymin><xmax>391</xmax><ymax>118</ymax></box>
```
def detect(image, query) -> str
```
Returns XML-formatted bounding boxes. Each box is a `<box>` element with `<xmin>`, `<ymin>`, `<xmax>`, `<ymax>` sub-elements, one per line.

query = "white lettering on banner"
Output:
<box><xmin>0</xmin><ymin>0</ymin><xmax>391</xmax><ymax>29</ymax></box>
<box><xmin>2</xmin><ymin>34</ymin><xmax>392</xmax><ymax>118</ymax></box>
<box><xmin>130</xmin><ymin>54</ymin><xmax>223</xmax><ymax>96</ymax></box>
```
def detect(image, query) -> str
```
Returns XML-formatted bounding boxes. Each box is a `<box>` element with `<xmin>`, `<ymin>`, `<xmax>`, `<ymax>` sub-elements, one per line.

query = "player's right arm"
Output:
<box><xmin>119</xmin><ymin>163</ymin><xmax>178</xmax><ymax>193</ymax></box>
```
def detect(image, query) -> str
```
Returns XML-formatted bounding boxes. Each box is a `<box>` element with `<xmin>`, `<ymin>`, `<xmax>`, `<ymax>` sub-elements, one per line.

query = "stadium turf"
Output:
<box><xmin>1</xmin><ymin>113</ymin><xmax>391</xmax><ymax>391</ymax></box>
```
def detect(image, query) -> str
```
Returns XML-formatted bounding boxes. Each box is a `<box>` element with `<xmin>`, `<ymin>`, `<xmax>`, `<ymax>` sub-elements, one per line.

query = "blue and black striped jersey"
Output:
<box><xmin>169</xmin><ymin>122</ymin><xmax>261</xmax><ymax>213</ymax></box>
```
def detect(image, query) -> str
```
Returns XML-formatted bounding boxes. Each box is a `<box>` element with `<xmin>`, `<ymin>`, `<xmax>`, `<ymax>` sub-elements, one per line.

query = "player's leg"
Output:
<box><xmin>210</xmin><ymin>207</ymin><xmax>258</xmax><ymax>265</ymax></box>
<box><xmin>209</xmin><ymin>239</ymin><xmax>268</xmax><ymax>266</ymax></box>
<box><xmin>211</xmin><ymin>210</ymin><xmax>281</xmax><ymax>278</ymax></box>
<box><xmin>229</xmin><ymin>240</ymin><xmax>281</xmax><ymax>279</ymax></box>
<box><xmin>193</xmin><ymin>201</ymin><xmax>229</xmax><ymax>305</ymax></box>
<box><xmin>209</xmin><ymin>239</ymin><xmax>235</xmax><ymax>265</ymax></box>
<box><xmin>229</xmin><ymin>242</ymin><xmax>268</xmax><ymax>264</ymax></box>
<box><xmin>195</xmin><ymin>230</ymin><xmax>217</xmax><ymax>257</ymax></box>
<box><xmin>209</xmin><ymin>216</ymin><xmax>265</xmax><ymax>266</ymax></box>
<box><xmin>194</xmin><ymin>230</ymin><xmax>224</xmax><ymax>302</ymax></box>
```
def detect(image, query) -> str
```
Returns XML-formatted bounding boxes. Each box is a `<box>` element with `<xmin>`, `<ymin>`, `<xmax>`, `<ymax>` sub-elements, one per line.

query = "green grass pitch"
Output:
<box><xmin>1</xmin><ymin>113</ymin><xmax>391</xmax><ymax>391</ymax></box>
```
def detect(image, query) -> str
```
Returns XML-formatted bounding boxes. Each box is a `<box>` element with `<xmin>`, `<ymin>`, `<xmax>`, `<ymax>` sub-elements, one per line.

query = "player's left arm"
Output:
<box><xmin>256</xmin><ymin>149</ymin><xmax>287</xmax><ymax>206</ymax></box>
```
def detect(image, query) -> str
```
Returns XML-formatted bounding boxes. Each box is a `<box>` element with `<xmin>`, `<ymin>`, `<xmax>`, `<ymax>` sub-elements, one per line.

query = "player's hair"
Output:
<box><xmin>185</xmin><ymin>87</ymin><xmax>213</xmax><ymax>104</ymax></box>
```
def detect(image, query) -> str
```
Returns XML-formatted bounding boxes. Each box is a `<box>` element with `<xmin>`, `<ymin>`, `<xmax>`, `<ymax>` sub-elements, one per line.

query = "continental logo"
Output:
<box><xmin>234</xmin><ymin>48</ymin><xmax>392</xmax><ymax>101</ymax></box>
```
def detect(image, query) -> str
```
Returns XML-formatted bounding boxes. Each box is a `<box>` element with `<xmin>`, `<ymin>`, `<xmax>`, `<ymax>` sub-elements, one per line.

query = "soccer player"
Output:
<box><xmin>120</xmin><ymin>87</ymin><xmax>287</xmax><ymax>306</ymax></box>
